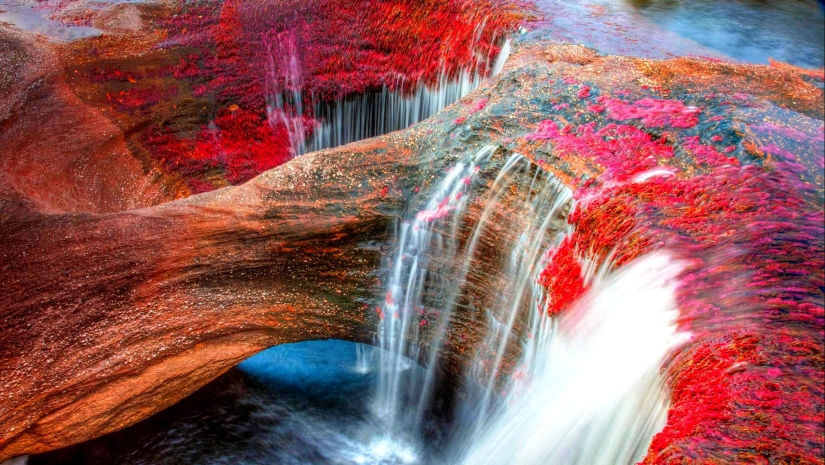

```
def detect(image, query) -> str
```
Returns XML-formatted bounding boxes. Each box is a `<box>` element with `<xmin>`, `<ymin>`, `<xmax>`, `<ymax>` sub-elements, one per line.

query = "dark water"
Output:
<box><xmin>30</xmin><ymin>340</ymin><xmax>433</xmax><ymax>465</ymax></box>
<box><xmin>628</xmin><ymin>0</ymin><xmax>825</xmax><ymax>68</ymax></box>
<box><xmin>530</xmin><ymin>0</ymin><xmax>824</xmax><ymax>68</ymax></box>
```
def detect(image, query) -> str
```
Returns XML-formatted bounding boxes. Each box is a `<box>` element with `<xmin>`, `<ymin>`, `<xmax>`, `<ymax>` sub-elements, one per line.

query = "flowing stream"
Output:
<box><xmin>364</xmin><ymin>146</ymin><xmax>687</xmax><ymax>464</ymax></box>
<box><xmin>265</xmin><ymin>28</ymin><xmax>511</xmax><ymax>156</ymax></box>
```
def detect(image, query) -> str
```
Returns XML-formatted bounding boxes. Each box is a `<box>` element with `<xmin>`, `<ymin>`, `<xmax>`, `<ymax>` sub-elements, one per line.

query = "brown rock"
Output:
<box><xmin>0</xmin><ymin>26</ymin><xmax>185</xmax><ymax>214</ymax></box>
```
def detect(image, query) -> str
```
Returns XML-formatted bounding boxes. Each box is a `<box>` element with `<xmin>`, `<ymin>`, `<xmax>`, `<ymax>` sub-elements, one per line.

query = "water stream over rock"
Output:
<box><xmin>265</xmin><ymin>29</ymin><xmax>511</xmax><ymax>156</ymax></box>
<box><xmin>365</xmin><ymin>145</ymin><xmax>686</xmax><ymax>463</ymax></box>
<box><xmin>4</xmin><ymin>0</ymin><xmax>823</xmax><ymax>463</ymax></box>
<box><xmin>459</xmin><ymin>251</ymin><xmax>687</xmax><ymax>465</ymax></box>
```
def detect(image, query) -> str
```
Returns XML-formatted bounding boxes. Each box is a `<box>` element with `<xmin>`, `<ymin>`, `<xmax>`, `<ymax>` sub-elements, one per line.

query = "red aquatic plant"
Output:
<box><xmin>538</xmin><ymin>237</ymin><xmax>588</xmax><ymax>316</ymax></box>
<box><xmin>529</xmin><ymin>88</ymin><xmax>824</xmax><ymax>463</ymax></box>
<box><xmin>131</xmin><ymin>0</ymin><xmax>522</xmax><ymax>191</ymax></box>
<box><xmin>601</xmin><ymin>96</ymin><xmax>702</xmax><ymax>128</ymax></box>
<box><xmin>144</xmin><ymin>109</ymin><xmax>292</xmax><ymax>185</ymax></box>
<box><xmin>527</xmin><ymin>120</ymin><xmax>675</xmax><ymax>183</ymax></box>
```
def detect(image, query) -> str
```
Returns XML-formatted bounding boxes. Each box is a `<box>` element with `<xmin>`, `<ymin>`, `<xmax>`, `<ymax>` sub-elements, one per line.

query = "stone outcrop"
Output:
<box><xmin>0</xmin><ymin>27</ymin><xmax>186</xmax><ymax>214</ymax></box>
<box><xmin>0</xmin><ymin>135</ymin><xmax>401</xmax><ymax>458</ymax></box>
<box><xmin>0</xmin><ymin>72</ymin><xmax>530</xmax><ymax>457</ymax></box>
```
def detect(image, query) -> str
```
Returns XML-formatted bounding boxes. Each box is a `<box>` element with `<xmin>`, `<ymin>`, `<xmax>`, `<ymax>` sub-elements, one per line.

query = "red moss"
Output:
<box><xmin>129</xmin><ymin>0</ymin><xmax>522</xmax><ymax>191</ymax></box>
<box><xmin>471</xmin><ymin>98</ymin><xmax>489</xmax><ymax>113</ymax></box>
<box><xmin>650</xmin><ymin>331</ymin><xmax>825</xmax><ymax>464</ymax></box>
<box><xmin>173</xmin><ymin>0</ymin><xmax>522</xmax><ymax>101</ymax></box>
<box><xmin>107</xmin><ymin>86</ymin><xmax>177</xmax><ymax>114</ymax></box>
<box><xmin>193</xmin><ymin>109</ymin><xmax>293</xmax><ymax>184</ymax></box>
<box><xmin>682</xmin><ymin>136</ymin><xmax>740</xmax><ymax>167</ymax></box>
<box><xmin>275</xmin><ymin>0</ymin><xmax>521</xmax><ymax>99</ymax></box>
<box><xmin>529</xmin><ymin>89</ymin><xmax>824</xmax><ymax>462</ymax></box>
<box><xmin>538</xmin><ymin>237</ymin><xmax>588</xmax><ymax>316</ymax></box>
<box><xmin>527</xmin><ymin>121</ymin><xmax>675</xmax><ymax>183</ymax></box>
<box><xmin>144</xmin><ymin>109</ymin><xmax>291</xmax><ymax>186</ymax></box>
<box><xmin>601</xmin><ymin>96</ymin><xmax>702</xmax><ymax>128</ymax></box>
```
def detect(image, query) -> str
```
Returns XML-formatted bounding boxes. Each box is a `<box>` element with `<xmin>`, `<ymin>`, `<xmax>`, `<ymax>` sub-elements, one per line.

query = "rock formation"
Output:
<box><xmin>1</xmin><ymin>1</ymin><xmax>823</xmax><ymax>463</ymax></box>
<box><xmin>0</xmin><ymin>26</ymin><xmax>185</xmax><ymax>213</ymax></box>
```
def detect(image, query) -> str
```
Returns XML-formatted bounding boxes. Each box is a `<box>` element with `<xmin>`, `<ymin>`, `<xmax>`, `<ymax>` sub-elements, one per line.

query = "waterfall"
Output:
<box><xmin>355</xmin><ymin>343</ymin><xmax>372</xmax><ymax>374</ymax></box>
<box><xmin>374</xmin><ymin>145</ymin><xmax>499</xmax><ymax>431</ymax></box>
<box><xmin>265</xmin><ymin>31</ymin><xmax>308</xmax><ymax>157</ymax></box>
<box><xmin>301</xmin><ymin>25</ymin><xmax>512</xmax><ymax>154</ymax></box>
<box><xmin>306</xmin><ymin>69</ymin><xmax>484</xmax><ymax>154</ymax></box>
<box><xmin>369</xmin><ymin>145</ymin><xmax>686</xmax><ymax>464</ymax></box>
<box><xmin>461</xmin><ymin>158</ymin><xmax>573</xmax><ymax>428</ymax></box>
<box><xmin>458</xmin><ymin>251</ymin><xmax>689</xmax><ymax>464</ymax></box>
<box><xmin>265</xmin><ymin>36</ymin><xmax>512</xmax><ymax>156</ymax></box>
<box><xmin>491</xmin><ymin>39</ymin><xmax>511</xmax><ymax>76</ymax></box>
<box><xmin>370</xmin><ymin>147</ymin><xmax>573</xmax><ymax>454</ymax></box>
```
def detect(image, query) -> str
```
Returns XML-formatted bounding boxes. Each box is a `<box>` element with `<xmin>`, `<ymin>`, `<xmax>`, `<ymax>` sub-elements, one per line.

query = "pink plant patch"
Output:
<box><xmin>601</xmin><ymin>96</ymin><xmax>702</xmax><ymax>128</ymax></box>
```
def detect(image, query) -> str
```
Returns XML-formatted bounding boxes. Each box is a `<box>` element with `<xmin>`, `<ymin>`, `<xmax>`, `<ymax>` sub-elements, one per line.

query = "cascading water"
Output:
<box><xmin>306</xmin><ymin>70</ymin><xmax>484</xmax><ymax>154</ymax></box>
<box><xmin>264</xmin><ymin>28</ymin><xmax>512</xmax><ymax>156</ymax></box>
<box><xmin>265</xmin><ymin>31</ymin><xmax>308</xmax><ymax>157</ymax></box>
<box><xmin>373</xmin><ymin>145</ymin><xmax>498</xmax><ymax>447</ymax></box>
<box><xmin>368</xmin><ymin>145</ymin><xmax>689</xmax><ymax>464</ymax></box>
<box><xmin>369</xmin><ymin>147</ymin><xmax>566</xmax><ymax>456</ymax></box>
<box><xmin>355</xmin><ymin>343</ymin><xmax>373</xmax><ymax>375</ymax></box>
<box><xmin>460</xmin><ymin>159</ymin><xmax>572</xmax><ymax>429</ymax></box>
<box><xmin>457</xmin><ymin>251</ymin><xmax>689</xmax><ymax>464</ymax></box>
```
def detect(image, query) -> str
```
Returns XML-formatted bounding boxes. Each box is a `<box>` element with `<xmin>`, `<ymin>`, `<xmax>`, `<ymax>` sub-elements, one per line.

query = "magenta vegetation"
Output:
<box><xmin>528</xmin><ymin>85</ymin><xmax>824</xmax><ymax>463</ymax></box>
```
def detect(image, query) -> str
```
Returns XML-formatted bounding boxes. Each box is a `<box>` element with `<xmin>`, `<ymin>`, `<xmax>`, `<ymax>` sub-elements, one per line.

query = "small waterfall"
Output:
<box><xmin>458</xmin><ymin>251</ymin><xmax>689</xmax><ymax>465</ymax></box>
<box><xmin>308</xmin><ymin>38</ymin><xmax>512</xmax><ymax>154</ymax></box>
<box><xmin>264</xmin><ymin>35</ymin><xmax>512</xmax><ymax>156</ymax></box>
<box><xmin>491</xmin><ymin>39</ymin><xmax>511</xmax><ymax>76</ymax></box>
<box><xmin>265</xmin><ymin>31</ymin><xmax>308</xmax><ymax>157</ymax></box>
<box><xmin>374</xmin><ymin>145</ymin><xmax>499</xmax><ymax>431</ymax></box>
<box><xmin>355</xmin><ymin>343</ymin><xmax>372</xmax><ymax>374</ymax></box>
<box><xmin>369</xmin><ymin>144</ymin><xmax>686</xmax><ymax>463</ymax></box>
<box><xmin>453</xmin><ymin>176</ymin><xmax>574</xmax><ymax>433</ymax></box>
<box><xmin>262</xmin><ymin>21</ymin><xmax>685</xmax><ymax>463</ymax></box>
<box><xmin>372</xmin><ymin>147</ymin><xmax>574</xmax><ymax>453</ymax></box>
<box><xmin>306</xmin><ymin>69</ymin><xmax>483</xmax><ymax>154</ymax></box>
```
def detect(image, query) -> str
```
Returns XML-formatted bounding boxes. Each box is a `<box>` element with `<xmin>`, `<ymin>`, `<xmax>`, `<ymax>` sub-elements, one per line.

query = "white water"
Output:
<box><xmin>458</xmin><ymin>251</ymin><xmax>688</xmax><ymax>465</ymax></box>
<box><xmin>491</xmin><ymin>39</ymin><xmax>511</xmax><ymax>77</ymax></box>
<box><xmin>462</xmin><ymin>156</ymin><xmax>572</xmax><ymax>429</ymax></box>
<box><xmin>355</xmin><ymin>343</ymin><xmax>373</xmax><ymax>375</ymax></box>
<box><xmin>264</xmin><ymin>30</ymin><xmax>512</xmax><ymax>156</ymax></box>
<box><xmin>368</xmin><ymin>147</ymin><xmax>577</xmax><ymax>457</ymax></box>
<box><xmin>306</xmin><ymin>69</ymin><xmax>484</xmax><ymax>154</ymax></box>
<box><xmin>374</xmin><ymin>145</ymin><xmax>498</xmax><ymax>430</ymax></box>
<box><xmin>368</xmin><ymin>146</ymin><xmax>687</xmax><ymax>464</ymax></box>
